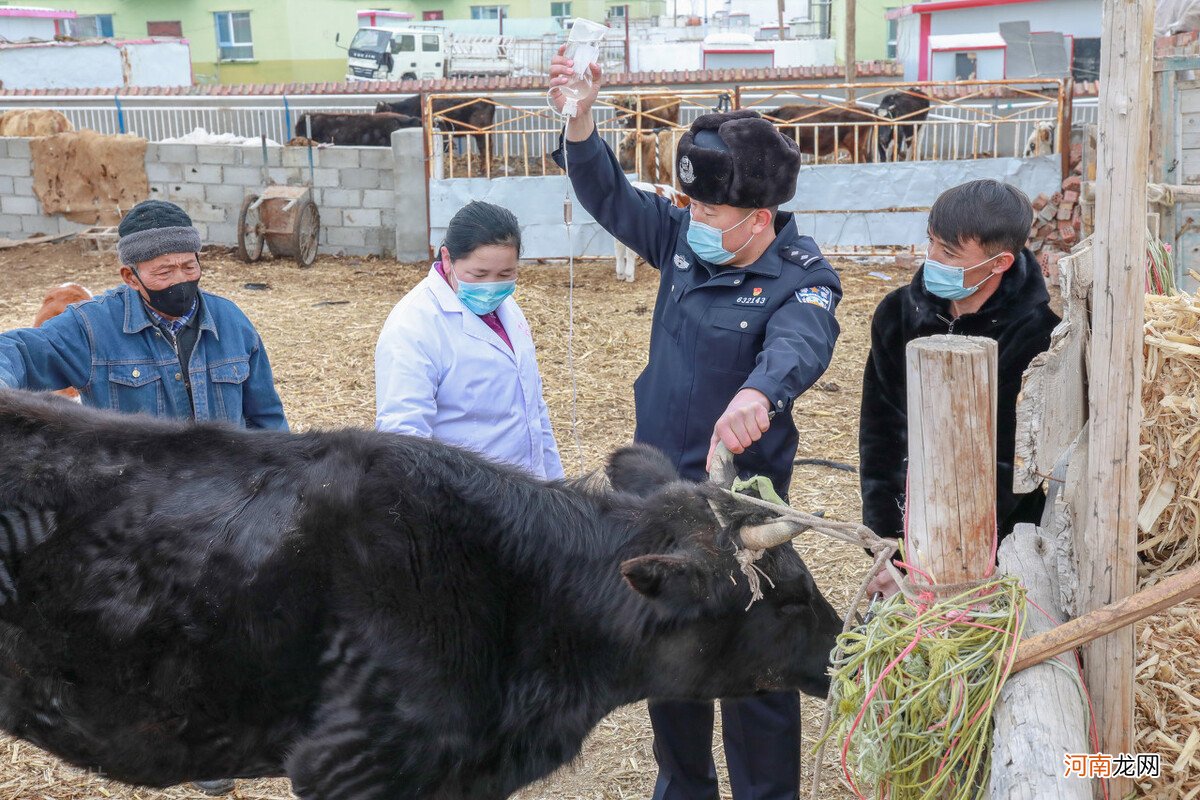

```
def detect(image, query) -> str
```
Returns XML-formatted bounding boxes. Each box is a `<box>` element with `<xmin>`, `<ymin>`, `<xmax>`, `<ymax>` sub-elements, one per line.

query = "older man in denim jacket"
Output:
<box><xmin>0</xmin><ymin>199</ymin><xmax>286</xmax><ymax>432</ymax></box>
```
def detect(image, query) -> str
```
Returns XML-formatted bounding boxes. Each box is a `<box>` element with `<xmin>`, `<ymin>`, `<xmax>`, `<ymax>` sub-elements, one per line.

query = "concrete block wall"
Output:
<box><xmin>144</xmin><ymin>142</ymin><xmax>399</xmax><ymax>257</ymax></box>
<box><xmin>0</xmin><ymin>138</ymin><xmax>91</xmax><ymax>239</ymax></box>
<box><xmin>0</xmin><ymin>138</ymin><xmax>407</xmax><ymax>258</ymax></box>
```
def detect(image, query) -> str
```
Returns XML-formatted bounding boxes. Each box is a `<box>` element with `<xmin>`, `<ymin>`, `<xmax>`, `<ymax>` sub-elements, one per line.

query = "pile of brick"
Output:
<box><xmin>1027</xmin><ymin>141</ymin><xmax>1086</xmax><ymax>279</ymax></box>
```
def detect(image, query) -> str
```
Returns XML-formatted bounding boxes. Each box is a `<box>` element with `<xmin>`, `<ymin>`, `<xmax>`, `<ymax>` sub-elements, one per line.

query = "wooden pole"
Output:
<box><xmin>845</xmin><ymin>0</ymin><xmax>856</xmax><ymax>105</ymax></box>
<box><xmin>1081</xmin><ymin>0</ymin><xmax>1153</xmax><ymax>792</ymax></box>
<box><xmin>990</xmin><ymin>525</ymin><xmax>1092</xmax><ymax>800</ymax></box>
<box><xmin>624</xmin><ymin>5</ymin><xmax>631</xmax><ymax>73</ymax></box>
<box><xmin>905</xmin><ymin>335</ymin><xmax>997</xmax><ymax>584</ymax></box>
<box><xmin>777</xmin><ymin>0</ymin><xmax>785</xmax><ymax>41</ymax></box>
<box><xmin>1014</xmin><ymin>559</ymin><xmax>1200</xmax><ymax>674</ymax></box>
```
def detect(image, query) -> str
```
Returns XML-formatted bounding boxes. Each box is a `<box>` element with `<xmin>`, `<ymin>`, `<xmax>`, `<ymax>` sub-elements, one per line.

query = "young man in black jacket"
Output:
<box><xmin>860</xmin><ymin>179</ymin><xmax>1060</xmax><ymax>597</ymax></box>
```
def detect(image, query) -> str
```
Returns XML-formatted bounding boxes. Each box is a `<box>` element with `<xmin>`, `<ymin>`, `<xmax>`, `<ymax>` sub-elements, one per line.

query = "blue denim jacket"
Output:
<box><xmin>0</xmin><ymin>284</ymin><xmax>288</xmax><ymax>430</ymax></box>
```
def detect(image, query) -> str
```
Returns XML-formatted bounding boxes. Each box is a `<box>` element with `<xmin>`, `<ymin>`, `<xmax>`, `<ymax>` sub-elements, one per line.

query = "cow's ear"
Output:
<box><xmin>621</xmin><ymin>553</ymin><xmax>700</xmax><ymax>600</ymax></box>
<box><xmin>607</xmin><ymin>444</ymin><xmax>679</xmax><ymax>498</ymax></box>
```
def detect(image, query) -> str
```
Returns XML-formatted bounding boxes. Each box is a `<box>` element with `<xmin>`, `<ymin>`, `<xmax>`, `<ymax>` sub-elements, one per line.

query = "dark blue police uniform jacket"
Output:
<box><xmin>554</xmin><ymin>130</ymin><xmax>842</xmax><ymax>491</ymax></box>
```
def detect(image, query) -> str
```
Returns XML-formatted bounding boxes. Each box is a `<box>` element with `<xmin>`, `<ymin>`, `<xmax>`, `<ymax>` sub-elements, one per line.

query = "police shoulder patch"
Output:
<box><xmin>795</xmin><ymin>286</ymin><xmax>835</xmax><ymax>311</ymax></box>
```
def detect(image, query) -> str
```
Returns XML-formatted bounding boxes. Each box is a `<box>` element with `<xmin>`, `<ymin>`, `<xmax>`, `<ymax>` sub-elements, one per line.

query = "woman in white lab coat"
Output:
<box><xmin>375</xmin><ymin>201</ymin><xmax>564</xmax><ymax>480</ymax></box>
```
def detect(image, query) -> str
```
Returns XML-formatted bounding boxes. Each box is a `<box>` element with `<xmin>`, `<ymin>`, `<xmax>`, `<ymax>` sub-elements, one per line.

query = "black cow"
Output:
<box><xmin>294</xmin><ymin>111</ymin><xmax>420</xmax><ymax>147</ymax></box>
<box><xmin>875</xmin><ymin>89</ymin><xmax>931</xmax><ymax>161</ymax></box>
<box><xmin>0</xmin><ymin>390</ymin><xmax>841</xmax><ymax>800</ymax></box>
<box><xmin>376</xmin><ymin>97</ymin><xmax>495</xmax><ymax>155</ymax></box>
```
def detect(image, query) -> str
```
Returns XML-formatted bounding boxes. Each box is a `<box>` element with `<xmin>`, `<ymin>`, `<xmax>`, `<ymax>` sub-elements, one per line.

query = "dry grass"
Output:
<box><xmin>0</xmin><ymin>240</ymin><xmax>1194</xmax><ymax>799</ymax></box>
<box><xmin>1134</xmin><ymin>293</ymin><xmax>1200</xmax><ymax>799</ymax></box>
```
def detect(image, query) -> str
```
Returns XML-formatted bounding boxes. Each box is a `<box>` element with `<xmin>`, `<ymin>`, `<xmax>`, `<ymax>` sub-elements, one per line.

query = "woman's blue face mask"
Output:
<box><xmin>686</xmin><ymin>210</ymin><xmax>756</xmax><ymax>265</ymax></box>
<box><xmin>450</xmin><ymin>261</ymin><xmax>516</xmax><ymax>315</ymax></box>
<box><xmin>921</xmin><ymin>252</ymin><xmax>1002</xmax><ymax>301</ymax></box>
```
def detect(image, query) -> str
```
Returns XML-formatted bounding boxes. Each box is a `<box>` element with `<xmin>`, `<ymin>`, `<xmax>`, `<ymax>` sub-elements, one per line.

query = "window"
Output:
<box><xmin>1072</xmin><ymin>37</ymin><xmax>1100</xmax><ymax>81</ymax></box>
<box><xmin>608</xmin><ymin>4</ymin><xmax>625</xmax><ymax>16</ymax></box>
<box><xmin>214</xmin><ymin>11</ymin><xmax>253</xmax><ymax>61</ymax></box>
<box><xmin>955</xmin><ymin>51</ymin><xmax>977</xmax><ymax>80</ymax></box>
<box><xmin>551</xmin><ymin>1</ymin><xmax>571</xmax><ymax>19</ymax></box>
<box><xmin>423</xmin><ymin>10</ymin><xmax>444</xmax><ymax>20</ymax></box>
<box><xmin>63</xmin><ymin>14</ymin><xmax>114</xmax><ymax>38</ymax></box>
<box><xmin>147</xmin><ymin>20</ymin><xmax>183</xmax><ymax>37</ymax></box>
<box><xmin>471</xmin><ymin>5</ymin><xmax>506</xmax><ymax>19</ymax></box>
<box><xmin>886</xmin><ymin>11</ymin><xmax>898</xmax><ymax>59</ymax></box>
<box><xmin>391</xmin><ymin>34</ymin><xmax>415</xmax><ymax>52</ymax></box>
<box><xmin>422</xmin><ymin>34</ymin><xmax>439</xmax><ymax>51</ymax></box>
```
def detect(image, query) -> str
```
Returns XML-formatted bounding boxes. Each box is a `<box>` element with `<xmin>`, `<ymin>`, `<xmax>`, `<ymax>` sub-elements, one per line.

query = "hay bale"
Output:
<box><xmin>1139</xmin><ymin>293</ymin><xmax>1200</xmax><ymax>581</ymax></box>
<box><xmin>0</xmin><ymin>109</ymin><xmax>72</xmax><ymax>137</ymax></box>
<box><xmin>30</xmin><ymin>130</ymin><xmax>149</xmax><ymax>225</ymax></box>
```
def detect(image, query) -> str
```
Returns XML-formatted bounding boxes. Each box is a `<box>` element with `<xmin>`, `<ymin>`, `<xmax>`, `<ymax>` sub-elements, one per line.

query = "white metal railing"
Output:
<box><xmin>0</xmin><ymin>84</ymin><xmax>1097</xmax><ymax>148</ymax></box>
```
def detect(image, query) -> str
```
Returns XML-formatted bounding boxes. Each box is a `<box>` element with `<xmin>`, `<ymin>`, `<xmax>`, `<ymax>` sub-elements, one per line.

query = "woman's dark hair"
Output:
<box><xmin>928</xmin><ymin>179</ymin><xmax>1033</xmax><ymax>258</ymax></box>
<box><xmin>441</xmin><ymin>201</ymin><xmax>522</xmax><ymax>261</ymax></box>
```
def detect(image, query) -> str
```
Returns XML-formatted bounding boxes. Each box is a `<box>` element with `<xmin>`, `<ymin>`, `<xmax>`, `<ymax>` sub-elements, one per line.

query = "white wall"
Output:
<box><xmin>0</xmin><ymin>41</ymin><xmax>191</xmax><ymax>90</ymax></box>
<box><xmin>0</xmin><ymin>17</ymin><xmax>57</xmax><ymax>42</ymax></box>
<box><xmin>125</xmin><ymin>41</ymin><xmax>192</xmax><ymax>87</ymax></box>
<box><xmin>629</xmin><ymin>36</ymin><xmax>834</xmax><ymax>71</ymax></box>
<box><xmin>929</xmin><ymin>0</ymin><xmax>1101</xmax><ymax>38</ymax></box>
<box><xmin>0</xmin><ymin>44</ymin><xmax>125</xmax><ymax>90</ymax></box>
<box><xmin>896</xmin><ymin>14</ymin><xmax>921</xmax><ymax>81</ymax></box>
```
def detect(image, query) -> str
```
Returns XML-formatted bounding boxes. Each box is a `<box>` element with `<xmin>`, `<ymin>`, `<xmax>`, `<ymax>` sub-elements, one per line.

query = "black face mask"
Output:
<box><xmin>134</xmin><ymin>270</ymin><xmax>200</xmax><ymax>318</ymax></box>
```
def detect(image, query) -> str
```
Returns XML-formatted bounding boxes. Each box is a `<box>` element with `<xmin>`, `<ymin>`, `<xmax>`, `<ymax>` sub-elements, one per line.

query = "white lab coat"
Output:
<box><xmin>375</xmin><ymin>267</ymin><xmax>565</xmax><ymax>480</ymax></box>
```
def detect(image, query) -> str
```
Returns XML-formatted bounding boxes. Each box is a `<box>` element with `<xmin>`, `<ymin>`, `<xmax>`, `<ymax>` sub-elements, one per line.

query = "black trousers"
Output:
<box><xmin>648</xmin><ymin>692</ymin><xmax>801</xmax><ymax>800</ymax></box>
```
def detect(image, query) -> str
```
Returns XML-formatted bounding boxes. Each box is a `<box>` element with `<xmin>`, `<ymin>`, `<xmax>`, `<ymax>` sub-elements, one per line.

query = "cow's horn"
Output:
<box><xmin>708</xmin><ymin>442</ymin><xmax>738</xmax><ymax>490</ymax></box>
<box><xmin>738</xmin><ymin>519</ymin><xmax>811</xmax><ymax>551</ymax></box>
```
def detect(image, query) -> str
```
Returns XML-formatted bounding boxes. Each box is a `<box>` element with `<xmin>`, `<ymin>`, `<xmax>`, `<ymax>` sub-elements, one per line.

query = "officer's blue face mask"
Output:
<box><xmin>921</xmin><ymin>252</ymin><xmax>1002</xmax><ymax>301</ymax></box>
<box><xmin>449</xmin><ymin>261</ymin><xmax>516</xmax><ymax>315</ymax></box>
<box><xmin>686</xmin><ymin>211</ymin><xmax>756</xmax><ymax>266</ymax></box>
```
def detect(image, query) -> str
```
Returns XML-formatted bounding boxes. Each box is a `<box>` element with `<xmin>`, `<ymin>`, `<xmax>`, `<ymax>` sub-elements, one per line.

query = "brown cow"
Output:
<box><xmin>376</xmin><ymin>97</ymin><xmax>494</xmax><ymax>154</ymax></box>
<box><xmin>763</xmin><ymin>105</ymin><xmax>877</xmax><ymax>164</ymax></box>
<box><xmin>294</xmin><ymin>112</ymin><xmax>420</xmax><ymax>147</ymax></box>
<box><xmin>32</xmin><ymin>282</ymin><xmax>93</xmax><ymax>401</ymax></box>
<box><xmin>618</xmin><ymin>129</ymin><xmax>676</xmax><ymax>185</ymax></box>
<box><xmin>612</xmin><ymin>94</ymin><xmax>681</xmax><ymax>130</ymax></box>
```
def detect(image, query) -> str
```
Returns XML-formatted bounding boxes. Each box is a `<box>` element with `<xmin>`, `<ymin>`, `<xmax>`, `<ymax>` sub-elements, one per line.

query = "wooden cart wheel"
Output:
<box><xmin>291</xmin><ymin>198</ymin><xmax>320</xmax><ymax>267</ymax></box>
<box><xmin>237</xmin><ymin>195</ymin><xmax>265</xmax><ymax>263</ymax></box>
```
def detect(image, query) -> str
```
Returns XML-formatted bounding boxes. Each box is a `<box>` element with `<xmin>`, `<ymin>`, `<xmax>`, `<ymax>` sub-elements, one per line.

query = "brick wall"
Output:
<box><xmin>0</xmin><ymin>138</ymin><xmax>406</xmax><ymax>258</ymax></box>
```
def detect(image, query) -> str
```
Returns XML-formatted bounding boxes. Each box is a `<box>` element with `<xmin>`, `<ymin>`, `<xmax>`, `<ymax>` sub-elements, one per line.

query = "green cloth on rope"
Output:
<box><xmin>731</xmin><ymin>475</ymin><xmax>787</xmax><ymax>507</ymax></box>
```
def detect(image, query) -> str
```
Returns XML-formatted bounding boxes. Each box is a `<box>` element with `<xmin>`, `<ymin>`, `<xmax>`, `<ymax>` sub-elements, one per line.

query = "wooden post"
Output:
<box><xmin>777</xmin><ymin>0</ymin><xmax>785</xmax><ymax>41</ymax></box>
<box><xmin>990</xmin><ymin>524</ymin><xmax>1092</xmax><ymax>800</ymax></box>
<box><xmin>905</xmin><ymin>336</ymin><xmax>997</xmax><ymax>583</ymax></box>
<box><xmin>845</xmin><ymin>0</ymin><xmax>857</xmax><ymax>105</ymax></box>
<box><xmin>1081</xmin><ymin>0</ymin><xmax>1153</xmax><ymax>792</ymax></box>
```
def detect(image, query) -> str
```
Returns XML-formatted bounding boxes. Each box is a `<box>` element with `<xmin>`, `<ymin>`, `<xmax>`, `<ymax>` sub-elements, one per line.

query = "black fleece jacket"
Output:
<box><xmin>859</xmin><ymin>249</ymin><xmax>1061</xmax><ymax>543</ymax></box>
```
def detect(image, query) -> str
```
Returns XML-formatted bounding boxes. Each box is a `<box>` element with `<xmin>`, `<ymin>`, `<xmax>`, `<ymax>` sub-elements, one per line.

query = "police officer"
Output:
<box><xmin>550</xmin><ymin>55</ymin><xmax>842</xmax><ymax>800</ymax></box>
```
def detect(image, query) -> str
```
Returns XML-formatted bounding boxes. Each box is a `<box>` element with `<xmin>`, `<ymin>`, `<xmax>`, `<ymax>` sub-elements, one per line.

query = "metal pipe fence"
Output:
<box><xmin>0</xmin><ymin>79</ymin><xmax>1095</xmax><ymax>168</ymax></box>
<box><xmin>427</xmin><ymin>79</ymin><xmax>1085</xmax><ymax>179</ymax></box>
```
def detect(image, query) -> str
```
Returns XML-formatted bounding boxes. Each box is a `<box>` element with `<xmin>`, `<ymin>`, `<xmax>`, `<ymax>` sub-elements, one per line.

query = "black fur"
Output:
<box><xmin>294</xmin><ymin>112</ymin><xmax>420</xmax><ymax>146</ymax></box>
<box><xmin>0</xmin><ymin>390</ymin><xmax>840</xmax><ymax>800</ymax></box>
<box><xmin>675</xmin><ymin>110</ymin><xmax>801</xmax><ymax>209</ymax></box>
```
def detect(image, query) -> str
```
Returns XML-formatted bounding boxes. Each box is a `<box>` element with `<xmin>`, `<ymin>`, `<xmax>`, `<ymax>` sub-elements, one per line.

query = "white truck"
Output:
<box><xmin>343</xmin><ymin>26</ymin><xmax>515</xmax><ymax>81</ymax></box>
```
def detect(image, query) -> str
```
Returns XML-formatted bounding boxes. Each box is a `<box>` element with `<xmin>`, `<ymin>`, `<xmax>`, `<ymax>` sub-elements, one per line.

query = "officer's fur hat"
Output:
<box><xmin>675</xmin><ymin>110</ymin><xmax>801</xmax><ymax>209</ymax></box>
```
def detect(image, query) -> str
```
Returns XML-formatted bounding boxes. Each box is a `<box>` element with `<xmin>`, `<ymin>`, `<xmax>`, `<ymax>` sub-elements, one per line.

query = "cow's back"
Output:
<box><xmin>0</xmin><ymin>393</ymin><xmax>354</xmax><ymax>784</ymax></box>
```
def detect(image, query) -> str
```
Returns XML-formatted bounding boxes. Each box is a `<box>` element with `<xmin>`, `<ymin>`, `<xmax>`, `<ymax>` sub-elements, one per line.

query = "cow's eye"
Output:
<box><xmin>778</xmin><ymin>601</ymin><xmax>810</xmax><ymax>617</ymax></box>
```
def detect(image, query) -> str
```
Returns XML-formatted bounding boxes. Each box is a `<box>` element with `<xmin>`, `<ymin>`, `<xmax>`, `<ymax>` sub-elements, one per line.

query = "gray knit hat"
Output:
<box><xmin>117</xmin><ymin>200</ymin><xmax>202</xmax><ymax>267</ymax></box>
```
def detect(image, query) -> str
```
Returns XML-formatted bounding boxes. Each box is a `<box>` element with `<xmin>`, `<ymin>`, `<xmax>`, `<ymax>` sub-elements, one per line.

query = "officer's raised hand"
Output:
<box><xmin>707</xmin><ymin>388</ymin><xmax>772</xmax><ymax>469</ymax></box>
<box><xmin>549</xmin><ymin>45</ymin><xmax>602</xmax><ymax>138</ymax></box>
